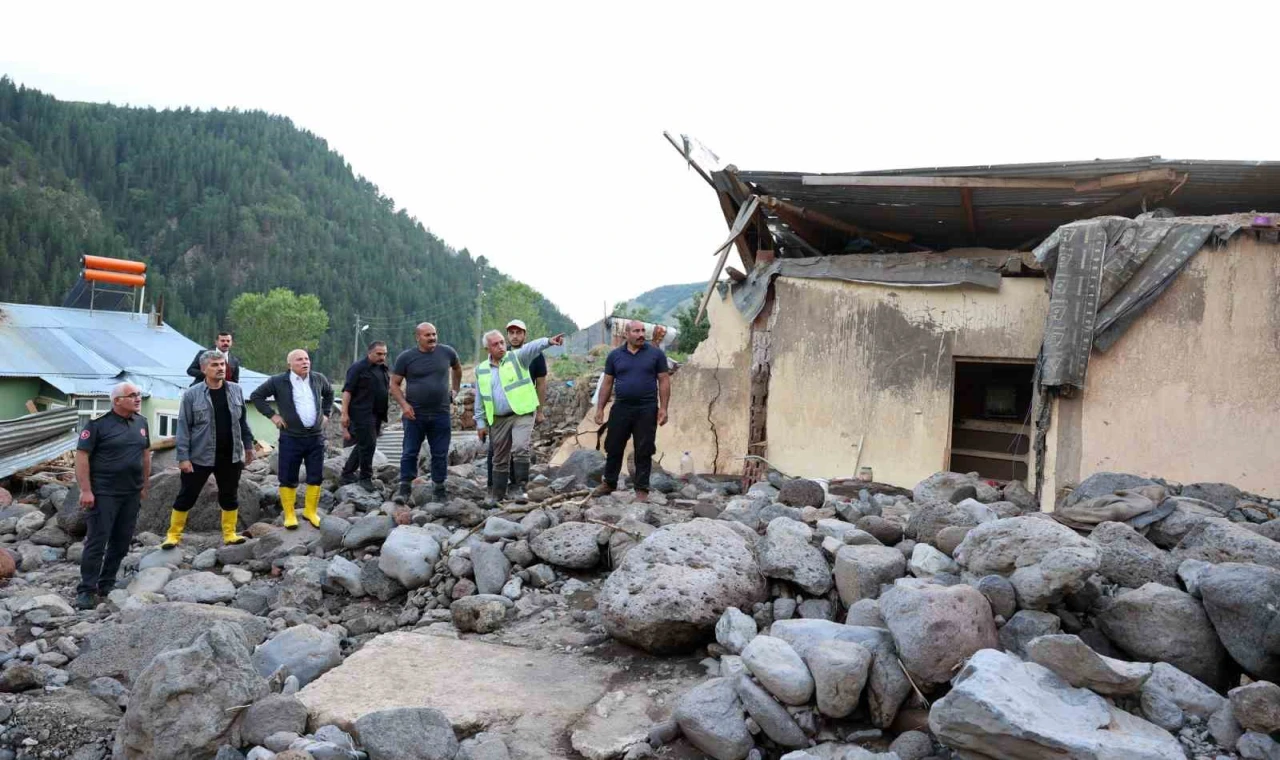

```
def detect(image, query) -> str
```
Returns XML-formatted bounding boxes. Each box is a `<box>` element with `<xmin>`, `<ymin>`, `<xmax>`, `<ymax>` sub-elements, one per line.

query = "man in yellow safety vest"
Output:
<box><xmin>475</xmin><ymin>328</ymin><xmax>564</xmax><ymax>506</ymax></box>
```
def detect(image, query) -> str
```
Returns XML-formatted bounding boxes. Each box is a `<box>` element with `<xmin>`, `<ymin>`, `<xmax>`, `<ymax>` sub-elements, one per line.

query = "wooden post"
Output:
<box><xmin>742</xmin><ymin>283</ymin><xmax>777</xmax><ymax>488</ymax></box>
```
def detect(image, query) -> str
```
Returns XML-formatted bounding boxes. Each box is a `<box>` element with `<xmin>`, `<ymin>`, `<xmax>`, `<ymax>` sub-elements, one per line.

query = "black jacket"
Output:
<box><xmin>250</xmin><ymin>371</ymin><xmax>334</xmax><ymax>438</ymax></box>
<box><xmin>187</xmin><ymin>349</ymin><xmax>241</xmax><ymax>385</ymax></box>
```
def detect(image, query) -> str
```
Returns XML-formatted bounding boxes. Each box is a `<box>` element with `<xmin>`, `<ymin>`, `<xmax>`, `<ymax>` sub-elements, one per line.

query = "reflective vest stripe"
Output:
<box><xmin>475</xmin><ymin>353</ymin><xmax>539</xmax><ymax>425</ymax></box>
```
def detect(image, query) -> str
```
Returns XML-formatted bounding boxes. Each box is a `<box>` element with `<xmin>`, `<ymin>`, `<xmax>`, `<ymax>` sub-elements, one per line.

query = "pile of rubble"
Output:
<box><xmin>0</xmin><ymin>445</ymin><xmax>1276</xmax><ymax>759</ymax></box>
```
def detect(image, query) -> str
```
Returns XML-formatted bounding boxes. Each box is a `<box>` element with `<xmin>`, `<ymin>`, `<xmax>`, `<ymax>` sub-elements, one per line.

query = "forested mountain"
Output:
<box><xmin>626</xmin><ymin>281</ymin><xmax>703</xmax><ymax>323</ymax></box>
<box><xmin>0</xmin><ymin>77</ymin><xmax>575</xmax><ymax>376</ymax></box>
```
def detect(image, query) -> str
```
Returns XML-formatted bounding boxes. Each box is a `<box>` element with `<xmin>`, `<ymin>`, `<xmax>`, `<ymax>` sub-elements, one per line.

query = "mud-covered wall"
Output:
<box><xmin>766</xmin><ymin>276</ymin><xmax>1048</xmax><ymax>487</ymax></box>
<box><xmin>654</xmin><ymin>290</ymin><xmax>752</xmax><ymax>475</ymax></box>
<box><xmin>1045</xmin><ymin>235</ymin><xmax>1280</xmax><ymax>504</ymax></box>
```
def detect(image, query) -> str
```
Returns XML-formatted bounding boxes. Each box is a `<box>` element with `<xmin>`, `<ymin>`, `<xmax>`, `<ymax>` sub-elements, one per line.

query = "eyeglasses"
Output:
<box><xmin>119</xmin><ymin>393</ymin><xmax>142</xmax><ymax>399</ymax></box>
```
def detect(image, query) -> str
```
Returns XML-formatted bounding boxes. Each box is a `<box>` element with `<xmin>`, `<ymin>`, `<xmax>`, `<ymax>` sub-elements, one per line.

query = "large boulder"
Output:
<box><xmin>905</xmin><ymin>501</ymin><xmax>984</xmax><ymax>545</ymax></box>
<box><xmin>1139</xmin><ymin>662</ymin><xmax>1226</xmax><ymax>731</ymax></box>
<box><xmin>832</xmin><ymin>545</ymin><xmax>905</xmax><ymax>606</ymax></box>
<box><xmin>777</xmin><ymin>479</ymin><xmax>825</xmax><ymax>508</ymax></box>
<box><xmin>138</xmin><ymin>470</ymin><xmax>262</xmax><ymax>534</ymax></box>
<box><xmin>1025</xmin><ymin>634</ymin><xmax>1152</xmax><ymax>695</ymax></box>
<box><xmin>804</xmin><ymin>639</ymin><xmax>872</xmax><ymax>719</ymax></box>
<box><xmin>953</xmin><ymin>516</ymin><xmax>1100</xmax><ymax>610</ymax></box>
<box><xmin>913</xmin><ymin>472</ymin><xmax>999</xmax><ymax>504</ymax></box>
<box><xmin>929</xmin><ymin>649</ymin><xmax>1184</xmax><ymax>760</ymax></box>
<box><xmin>1147</xmin><ymin>498</ymin><xmax>1223</xmax><ymax>549</ymax></box>
<box><xmin>162</xmin><ymin>572</ymin><xmax>237</xmax><ymax>604</ymax></box>
<box><xmin>1096</xmin><ymin>583</ymin><xmax>1228</xmax><ymax>688</ymax></box>
<box><xmin>556</xmin><ymin>449</ymin><xmax>607</xmax><ymax>488</ymax></box>
<box><xmin>1198</xmin><ymin>563</ymin><xmax>1280</xmax><ymax>680</ymax></box>
<box><xmin>756</xmin><ymin>518</ymin><xmax>832</xmax><ymax>596</ymax></box>
<box><xmin>68</xmin><ymin>603</ymin><xmax>269</xmax><ymax>685</ymax></box>
<box><xmin>530</xmin><ymin>521</ymin><xmax>607</xmax><ymax>570</ymax></box>
<box><xmin>241</xmin><ymin>695</ymin><xmax>310</xmax><ymax>747</ymax></box>
<box><xmin>113</xmin><ymin>623</ymin><xmax>270</xmax><ymax>760</ymax></box>
<box><xmin>251</xmin><ymin>624</ymin><xmax>342</xmax><ymax>687</ymax></box>
<box><xmin>1180</xmin><ymin>482</ymin><xmax>1244</xmax><ymax>513</ymax></box>
<box><xmin>672</xmin><ymin>678</ymin><xmax>752</xmax><ymax>760</ymax></box>
<box><xmin>879</xmin><ymin>580</ymin><xmax>998</xmax><ymax>685</ymax></box>
<box><xmin>1064</xmin><ymin>472</ymin><xmax>1160</xmax><ymax>507</ymax></box>
<box><xmin>1089</xmin><ymin>521</ymin><xmax>1179</xmax><ymax>588</ymax></box>
<box><xmin>739</xmin><ymin>635</ymin><xmax>813</xmax><ymax>705</ymax></box>
<box><xmin>377</xmin><ymin>526</ymin><xmax>442</xmax><ymax>590</ymax></box>
<box><xmin>599</xmin><ymin>519</ymin><xmax>767</xmax><ymax>654</ymax></box>
<box><xmin>354</xmin><ymin>707</ymin><xmax>458</xmax><ymax>760</ymax></box>
<box><xmin>1172</xmin><ymin>518</ymin><xmax>1280</xmax><ymax>571</ymax></box>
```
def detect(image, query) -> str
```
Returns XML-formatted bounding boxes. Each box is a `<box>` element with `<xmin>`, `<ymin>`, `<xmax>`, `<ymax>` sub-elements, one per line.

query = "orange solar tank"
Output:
<box><xmin>83</xmin><ymin>269</ymin><xmax>147</xmax><ymax>287</ymax></box>
<box><xmin>81</xmin><ymin>255</ymin><xmax>147</xmax><ymax>274</ymax></box>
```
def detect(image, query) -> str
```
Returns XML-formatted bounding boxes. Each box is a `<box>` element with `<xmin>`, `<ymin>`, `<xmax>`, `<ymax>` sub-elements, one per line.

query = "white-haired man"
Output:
<box><xmin>74</xmin><ymin>382</ymin><xmax>151</xmax><ymax>610</ymax></box>
<box><xmin>475</xmin><ymin>328</ymin><xmax>564</xmax><ymax>506</ymax></box>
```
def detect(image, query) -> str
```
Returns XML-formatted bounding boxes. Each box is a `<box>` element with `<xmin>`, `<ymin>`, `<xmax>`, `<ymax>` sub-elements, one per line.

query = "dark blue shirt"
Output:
<box><xmin>604</xmin><ymin>343</ymin><xmax>668</xmax><ymax>404</ymax></box>
<box><xmin>77</xmin><ymin>411</ymin><xmax>150</xmax><ymax>495</ymax></box>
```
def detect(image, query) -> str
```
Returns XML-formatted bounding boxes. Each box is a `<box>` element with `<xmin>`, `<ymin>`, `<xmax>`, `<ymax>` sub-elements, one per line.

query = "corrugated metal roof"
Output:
<box><xmin>0</xmin><ymin>430</ymin><xmax>79</xmax><ymax>480</ymax></box>
<box><xmin>730</xmin><ymin>156</ymin><xmax>1280</xmax><ymax>252</ymax></box>
<box><xmin>0</xmin><ymin>303</ymin><xmax>269</xmax><ymax>400</ymax></box>
<box><xmin>0</xmin><ymin>408</ymin><xmax>78</xmax><ymax>456</ymax></box>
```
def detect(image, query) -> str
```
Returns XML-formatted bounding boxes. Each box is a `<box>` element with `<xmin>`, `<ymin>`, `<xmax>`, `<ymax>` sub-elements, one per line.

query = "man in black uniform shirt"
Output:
<box><xmin>340</xmin><ymin>341</ymin><xmax>391</xmax><ymax>491</ymax></box>
<box><xmin>75</xmin><ymin>382</ymin><xmax>152</xmax><ymax>610</ymax></box>
<box><xmin>161</xmin><ymin>351</ymin><xmax>257</xmax><ymax>549</ymax></box>
<box><xmin>186</xmin><ymin>331</ymin><xmax>241</xmax><ymax>385</ymax></box>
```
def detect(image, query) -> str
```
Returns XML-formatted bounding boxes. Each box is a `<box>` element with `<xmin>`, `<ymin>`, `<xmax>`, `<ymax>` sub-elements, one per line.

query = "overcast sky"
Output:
<box><xmin>4</xmin><ymin>2</ymin><xmax>1276</xmax><ymax>327</ymax></box>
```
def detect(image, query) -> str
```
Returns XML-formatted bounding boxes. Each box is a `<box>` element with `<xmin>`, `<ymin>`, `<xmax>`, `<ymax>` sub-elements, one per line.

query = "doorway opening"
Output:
<box><xmin>949</xmin><ymin>360</ymin><xmax>1034</xmax><ymax>483</ymax></box>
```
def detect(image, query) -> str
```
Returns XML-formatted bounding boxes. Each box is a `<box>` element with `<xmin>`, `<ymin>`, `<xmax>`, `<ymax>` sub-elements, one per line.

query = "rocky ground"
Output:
<box><xmin>0</xmin><ymin>439</ymin><xmax>1277</xmax><ymax>760</ymax></box>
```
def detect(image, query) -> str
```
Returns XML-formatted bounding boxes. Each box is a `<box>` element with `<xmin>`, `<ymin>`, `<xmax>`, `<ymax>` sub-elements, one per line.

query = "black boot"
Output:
<box><xmin>394</xmin><ymin>482</ymin><xmax>412</xmax><ymax>505</ymax></box>
<box><xmin>357</xmin><ymin>477</ymin><xmax>378</xmax><ymax>493</ymax></box>
<box><xmin>485</xmin><ymin>472</ymin><xmax>509</xmax><ymax>508</ymax></box>
<box><xmin>510</xmin><ymin>461</ymin><xmax>530</xmax><ymax>504</ymax></box>
<box><xmin>433</xmin><ymin>482</ymin><xmax>448</xmax><ymax>502</ymax></box>
<box><xmin>75</xmin><ymin>591</ymin><xmax>97</xmax><ymax>611</ymax></box>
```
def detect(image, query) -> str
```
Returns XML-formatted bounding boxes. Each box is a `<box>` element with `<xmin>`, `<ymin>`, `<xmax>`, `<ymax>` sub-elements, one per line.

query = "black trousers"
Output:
<box><xmin>79</xmin><ymin>491</ymin><xmax>141</xmax><ymax>594</ymax></box>
<box><xmin>173</xmin><ymin>459</ymin><xmax>243</xmax><ymax>511</ymax></box>
<box><xmin>278</xmin><ymin>434</ymin><xmax>325</xmax><ymax>488</ymax></box>
<box><xmin>603</xmin><ymin>401</ymin><xmax>658</xmax><ymax>491</ymax></box>
<box><xmin>342</xmin><ymin>416</ymin><xmax>381</xmax><ymax>480</ymax></box>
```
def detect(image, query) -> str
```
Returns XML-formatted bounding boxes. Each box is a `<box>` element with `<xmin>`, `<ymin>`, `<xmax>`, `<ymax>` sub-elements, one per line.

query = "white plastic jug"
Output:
<box><xmin>680</xmin><ymin>451</ymin><xmax>694</xmax><ymax>478</ymax></box>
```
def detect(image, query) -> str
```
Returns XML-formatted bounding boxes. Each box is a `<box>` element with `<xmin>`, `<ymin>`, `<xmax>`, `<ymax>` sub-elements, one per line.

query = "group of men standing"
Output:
<box><xmin>70</xmin><ymin>316</ymin><xmax>671</xmax><ymax>609</ymax></box>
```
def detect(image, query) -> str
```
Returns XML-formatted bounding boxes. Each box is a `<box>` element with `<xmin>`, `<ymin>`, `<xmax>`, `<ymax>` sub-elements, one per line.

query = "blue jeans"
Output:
<box><xmin>400</xmin><ymin>411</ymin><xmax>451</xmax><ymax>485</ymax></box>
<box><xmin>278</xmin><ymin>434</ymin><xmax>325</xmax><ymax>488</ymax></box>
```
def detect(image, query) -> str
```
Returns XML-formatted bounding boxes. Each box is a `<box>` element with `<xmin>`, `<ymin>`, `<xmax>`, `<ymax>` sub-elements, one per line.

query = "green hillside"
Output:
<box><xmin>625</xmin><ymin>281</ymin><xmax>703</xmax><ymax>323</ymax></box>
<box><xmin>0</xmin><ymin>77</ymin><xmax>575</xmax><ymax>376</ymax></box>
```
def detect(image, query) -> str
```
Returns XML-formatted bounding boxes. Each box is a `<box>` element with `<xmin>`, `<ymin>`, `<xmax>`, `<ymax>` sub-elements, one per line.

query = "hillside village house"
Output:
<box><xmin>651</xmin><ymin>151</ymin><xmax>1280</xmax><ymax>509</ymax></box>
<box><xmin>0</xmin><ymin>303</ymin><xmax>277</xmax><ymax>468</ymax></box>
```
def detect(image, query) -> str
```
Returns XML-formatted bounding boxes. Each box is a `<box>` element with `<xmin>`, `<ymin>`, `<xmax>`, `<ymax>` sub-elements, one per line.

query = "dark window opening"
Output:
<box><xmin>950</xmin><ymin>361</ymin><xmax>1034</xmax><ymax>484</ymax></box>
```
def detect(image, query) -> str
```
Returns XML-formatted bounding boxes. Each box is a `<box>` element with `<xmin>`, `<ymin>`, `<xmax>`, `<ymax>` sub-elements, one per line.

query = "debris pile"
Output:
<box><xmin>0</xmin><ymin>437</ymin><xmax>1277</xmax><ymax>759</ymax></box>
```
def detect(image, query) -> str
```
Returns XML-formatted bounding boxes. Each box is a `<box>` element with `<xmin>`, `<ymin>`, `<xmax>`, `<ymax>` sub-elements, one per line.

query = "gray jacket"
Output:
<box><xmin>176</xmin><ymin>381</ymin><xmax>255</xmax><ymax>466</ymax></box>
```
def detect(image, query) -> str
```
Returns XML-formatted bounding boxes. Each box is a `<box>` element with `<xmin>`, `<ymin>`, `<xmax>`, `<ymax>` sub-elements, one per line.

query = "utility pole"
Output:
<box><xmin>352</xmin><ymin>313</ymin><xmax>361</xmax><ymax>366</ymax></box>
<box><xmin>473</xmin><ymin>282</ymin><xmax>484</xmax><ymax>362</ymax></box>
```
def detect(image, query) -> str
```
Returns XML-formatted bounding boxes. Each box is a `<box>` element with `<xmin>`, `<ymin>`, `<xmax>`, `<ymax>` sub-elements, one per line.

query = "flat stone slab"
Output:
<box><xmin>296</xmin><ymin>632</ymin><xmax>620</xmax><ymax>756</ymax></box>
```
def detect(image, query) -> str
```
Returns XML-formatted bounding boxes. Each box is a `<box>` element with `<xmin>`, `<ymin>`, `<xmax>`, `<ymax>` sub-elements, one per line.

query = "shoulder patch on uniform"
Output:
<box><xmin>140</xmin><ymin>428</ymin><xmax>148</xmax><ymax>437</ymax></box>
<box><xmin>80</xmin><ymin>430</ymin><xmax>90</xmax><ymax>440</ymax></box>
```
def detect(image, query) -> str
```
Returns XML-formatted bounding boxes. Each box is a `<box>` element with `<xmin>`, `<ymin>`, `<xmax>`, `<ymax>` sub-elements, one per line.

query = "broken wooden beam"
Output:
<box><xmin>800</xmin><ymin>168</ymin><xmax>1180</xmax><ymax>192</ymax></box>
<box><xmin>760</xmin><ymin>196</ymin><xmax>917</xmax><ymax>249</ymax></box>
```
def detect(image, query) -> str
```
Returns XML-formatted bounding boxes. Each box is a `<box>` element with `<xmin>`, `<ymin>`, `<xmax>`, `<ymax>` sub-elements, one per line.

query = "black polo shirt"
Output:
<box><xmin>77</xmin><ymin>411</ymin><xmax>150</xmax><ymax>495</ymax></box>
<box><xmin>344</xmin><ymin>357</ymin><xmax>391</xmax><ymax>421</ymax></box>
<box><xmin>604</xmin><ymin>342</ymin><xmax>669</xmax><ymax>404</ymax></box>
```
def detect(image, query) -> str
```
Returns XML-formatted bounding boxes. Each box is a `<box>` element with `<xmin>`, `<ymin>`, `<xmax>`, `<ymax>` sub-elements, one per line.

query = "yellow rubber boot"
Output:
<box><xmin>221</xmin><ymin>509</ymin><xmax>247</xmax><ymax>545</ymax></box>
<box><xmin>303</xmin><ymin>485</ymin><xmax>323</xmax><ymax>528</ymax></box>
<box><xmin>161</xmin><ymin>510</ymin><xmax>187</xmax><ymax>549</ymax></box>
<box><xmin>280</xmin><ymin>486</ymin><xmax>299</xmax><ymax>529</ymax></box>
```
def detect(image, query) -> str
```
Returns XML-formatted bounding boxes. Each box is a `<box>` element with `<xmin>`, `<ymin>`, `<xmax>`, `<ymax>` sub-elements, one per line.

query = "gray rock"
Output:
<box><xmin>855</xmin><ymin>515</ymin><xmax>902</xmax><ymax>546</ymax></box>
<box><xmin>1238</xmin><ymin>732</ymin><xmax>1280</xmax><ymax>760</ymax></box>
<box><xmin>1173</xmin><ymin>518</ymin><xmax>1280</xmax><ymax>571</ymax></box>
<box><xmin>1002</xmin><ymin>481</ymin><xmax>1037</xmax><ymax>512</ymax></box>
<box><xmin>335</xmin><ymin>483</ymin><xmax>384</xmax><ymax>511</ymax></box>
<box><xmin>112</xmin><ymin>623</ymin><xmax>270</xmax><ymax>760</ymax></box>
<box><xmin>1090</xmin><ymin>521</ymin><xmax>1179</xmax><ymax>588</ymax></box>
<box><xmin>138</xmin><ymin>546</ymin><xmax>184</xmax><ymax>571</ymax></box>
<box><xmin>934</xmin><ymin>525</ymin><xmax>972</xmax><ymax>557</ymax></box>
<box><xmin>1177</xmin><ymin>558</ymin><xmax>1213</xmax><ymax>598</ymax></box>
<box><xmin>529</xmin><ymin>521</ymin><xmax>606</xmax><ymax>570</ymax></box>
<box><xmin>832</xmin><ymin>545</ymin><xmax>905</xmax><ymax>606</ymax></box>
<box><xmin>451</xmin><ymin>595</ymin><xmax>512</xmax><ymax>633</ymax></box>
<box><xmin>905</xmin><ymin>502</ymin><xmax>982</xmax><ymax>546</ymax></box>
<box><xmin>162</xmin><ymin>571</ymin><xmax>237</xmax><ymax>604</ymax></box>
<box><xmin>1199</xmin><ymin>562</ymin><xmax>1280</xmax><ymax>680</ymax></box>
<box><xmin>126</xmin><ymin>566</ymin><xmax>172</xmax><ymax>596</ymax></box>
<box><xmin>769</xmin><ymin>619</ymin><xmax>910</xmax><ymax>729</ymax></box>
<box><xmin>740</xmin><ymin>635</ymin><xmax>813</xmax><ymax>705</ymax></box>
<box><xmin>975</xmin><ymin>575</ymin><xmax>1017</xmax><ymax>619</ymax></box>
<box><xmin>673</xmin><ymin>678</ymin><xmax>752</xmax><ymax>760</ymax></box>
<box><xmin>233</xmin><ymin>581</ymin><xmax>278</xmax><ymax>616</ymax></box>
<box><xmin>732</xmin><ymin>674</ymin><xmax>808</xmax><ymax>748</ymax></box>
<box><xmin>251</xmin><ymin>625</ymin><xmax>341</xmax><ymax>687</ymax></box>
<box><xmin>757</xmin><ymin>518</ymin><xmax>833</xmax><ymax>596</ymax></box>
<box><xmin>1025</xmin><ymin>634</ymin><xmax>1152</xmax><ymax>695</ymax></box>
<box><xmin>525</xmin><ymin>564</ymin><xmax>555</xmax><ymax>588</ymax></box>
<box><xmin>556</xmin><ymin>449</ymin><xmax>606</xmax><ymax>488</ymax></box>
<box><xmin>216</xmin><ymin>539</ymin><xmax>258</xmax><ymax>566</ymax></box>
<box><xmin>191</xmin><ymin>547</ymin><xmax>218</xmax><ymax>570</ymax></box>
<box><xmin>929</xmin><ymin>649</ymin><xmax>1184</xmax><ymax>760</ymax></box>
<box><xmin>1180</xmin><ymin>482</ymin><xmax>1243</xmax><ymax>513</ymax></box>
<box><xmin>1210</xmin><ymin>702</ymin><xmax>1245</xmax><ymax>749</ymax></box>
<box><xmin>796</xmin><ymin>598</ymin><xmax>834</xmax><ymax>620</ymax></box>
<box><xmin>502</xmin><ymin>539</ymin><xmax>535</xmax><ymax>567</ymax></box>
<box><xmin>715</xmin><ymin>607</ymin><xmax>757</xmax><ymax>655</ymax></box>
<box><xmin>599</xmin><ymin>519</ymin><xmax>767</xmax><ymax>654</ymax></box>
<box><xmin>908</xmin><ymin>543</ymin><xmax>959</xmax><ymax>577</ymax></box>
<box><xmin>879</xmin><ymin>580</ymin><xmax>998</xmax><ymax>685</ymax></box>
<box><xmin>354</xmin><ymin>707</ymin><xmax>458</xmax><ymax>760</ymax></box>
<box><xmin>913</xmin><ymin>471</ymin><xmax>998</xmax><ymax>505</ymax></box>
<box><xmin>325</xmin><ymin>556</ymin><xmax>364</xmax><ymax>597</ymax></box>
<box><xmin>378</xmin><ymin>526</ymin><xmax>442</xmax><ymax>590</ymax></box>
<box><xmin>1230</xmin><ymin>681</ymin><xmax>1280</xmax><ymax>734</ymax></box>
<box><xmin>88</xmin><ymin>676</ymin><xmax>128</xmax><ymax>708</ymax></box>
<box><xmin>778</xmin><ymin>479</ymin><xmax>825</xmax><ymax>508</ymax></box>
<box><xmin>999</xmin><ymin>610</ymin><xmax>1062</xmax><ymax>657</ymax></box>
<box><xmin>804</xmin><ymin>639</ymin><xmax>871</xmax><ymax>718</ymax></box>
<box><xmin>482</xmin><ymin>516</ymin><xmax>524</xmax><ymax>541</ymax></box>
<box><xmin>318</xmin><ymin>516</ymin><xmax>350</xmax><ymax>551</ymax></box>
<box><xmin>1065</xmin><ymin>472</ymin><xmax>1160</xmax><ymax>507</ymax></box>
<box><xmin>1139</xmin><ymin>662</ymin><xmax>1225</xmax><ymax>731</ymax></box>
<box><xmin>242</xmin><ymin>695</ymin><xmax>309</xmax><ymax>747</ymax></box>
<box><xmin>360</xmin><ymin>561</ymin><xmax>406</xmax><ymax>602</ymax></box>
<box><xmin>470</xmin><ymin>542</ymin><xmax>510</xmax><ymax>596</ymax></box>
<box><xmin>342</xmin><ymin>514</ymin><xmax>394</xmax><ymax>550</ymax></box>
<box><xmin>954</xmin><ymin>516</ymin><xmax>1099</xmax><ymax>610</ymax></box>
<box><xmin>1147</xmin><ymin>498</ymin><xmax>1221</xmax><ymax>549</ymax></box>
<box><xmin>1097</xmin><ymin>582</ymin><xmax>1228</xmax><ymax>688</ymax></box>
<box><xmin>773</xmin><ymin>597</ymin><xmax>797</xmax><ymax>621</ymax></box>
<box><xmin>843</xmin><ymin>599</ymin><xmax>884</xmax><ymax>628</ymax></box>
<box><xmin>69</xmin><ymin>603</ymin><xmax>270</xmax><ymax>685</ymax></box>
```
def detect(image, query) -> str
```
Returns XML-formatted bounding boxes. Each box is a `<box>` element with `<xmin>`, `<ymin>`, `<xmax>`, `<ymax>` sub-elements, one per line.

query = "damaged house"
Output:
<box><xmin>654</xmin><ymin>149</ymin><xmax>1280</xmax><ymax>508</ymax></box>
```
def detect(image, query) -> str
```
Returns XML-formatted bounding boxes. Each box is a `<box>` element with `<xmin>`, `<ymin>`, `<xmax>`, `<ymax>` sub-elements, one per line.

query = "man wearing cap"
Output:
<box><xmin>475</xmin><ymin>328</ymin><xmax>564</xmax><ymax>506</ymax></box>
<box><xmin>74</xmin><ymin>382</ymin><xmax>152</xmax><ymax>610</ymax></box>
<box><xmin>486</xmin><ymin>319</ymin><xmax>550</xmax><ymax>496</ymax></box>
